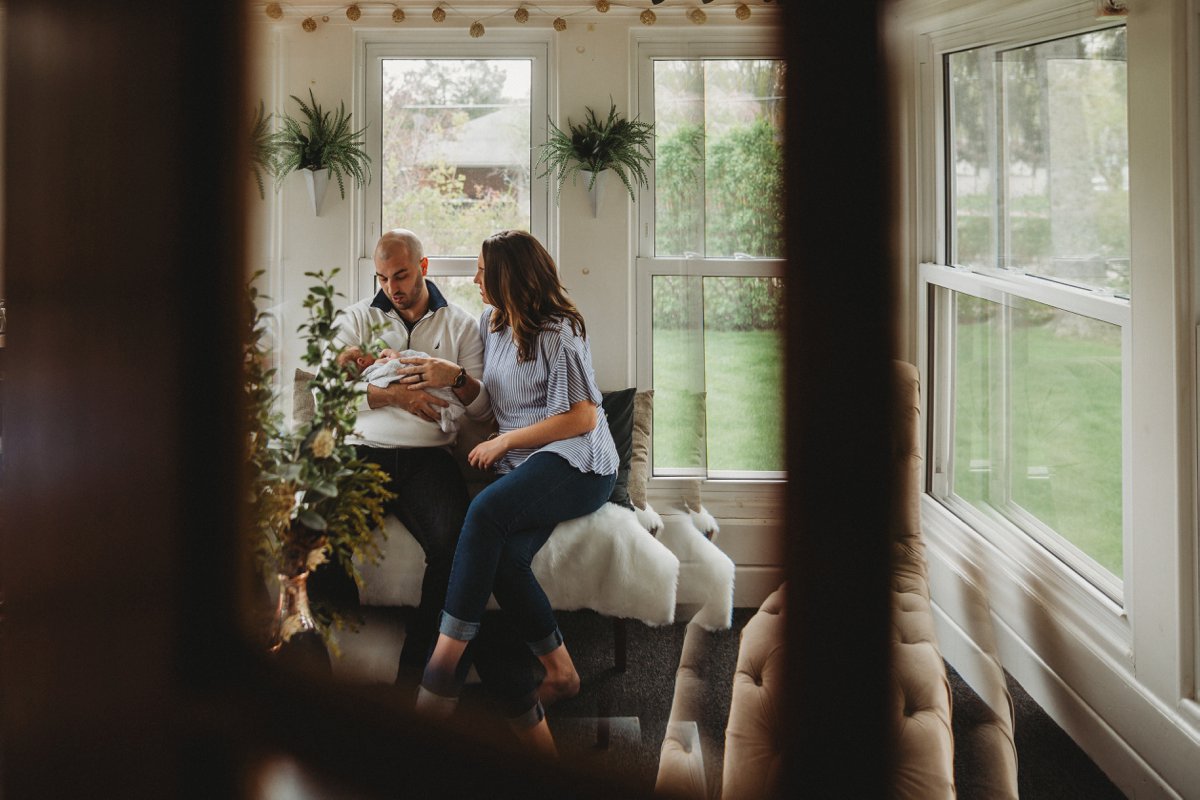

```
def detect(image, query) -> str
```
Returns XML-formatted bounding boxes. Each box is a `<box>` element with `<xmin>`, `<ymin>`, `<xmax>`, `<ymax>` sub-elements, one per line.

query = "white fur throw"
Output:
<box><xmin>355</xmin><ymin>502</ymin><xmax>680</xmax><ymax>626</ymax></box>
<box><xmin>657</xmin><ymin>515</ymin><xmax>736</xmax><ymax>631</ymax></box>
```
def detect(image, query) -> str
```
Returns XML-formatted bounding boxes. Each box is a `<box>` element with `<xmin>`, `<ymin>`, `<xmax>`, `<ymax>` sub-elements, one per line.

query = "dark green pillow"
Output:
<box><xmin>602</xmin><ymin>388</ymin><xmax>636</xmax><ymax>508</ymax></box>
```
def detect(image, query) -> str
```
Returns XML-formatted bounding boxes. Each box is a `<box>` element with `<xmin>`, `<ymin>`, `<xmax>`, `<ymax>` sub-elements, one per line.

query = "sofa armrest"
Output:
<box><xmin>655</xmin><ymin>721</ymin><xmax>707</xmax><ymax>800</ymax></box>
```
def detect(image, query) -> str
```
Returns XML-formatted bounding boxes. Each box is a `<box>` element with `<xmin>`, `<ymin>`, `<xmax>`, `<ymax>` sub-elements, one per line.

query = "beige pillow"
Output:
<box><xmin>629</xmin><ymin>389</ymin><xmax>654</xmax><ymax>510</ymax></box>
<box><xmin>293</xmin><ymin>368</ymin><xmax>316</xmax><ymax>427</ymax></box>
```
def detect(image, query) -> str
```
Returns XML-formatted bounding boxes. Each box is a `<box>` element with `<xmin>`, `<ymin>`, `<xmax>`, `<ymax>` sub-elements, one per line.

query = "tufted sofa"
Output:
<box><xmin>656</xmin><ymin>361</ymin><xmax>956</xmax><ymax>798</ymax></box>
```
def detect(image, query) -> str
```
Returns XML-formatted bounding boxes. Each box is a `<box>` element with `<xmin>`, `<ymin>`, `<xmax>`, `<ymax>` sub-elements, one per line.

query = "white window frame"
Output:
<box><xmin>355</xmin><ymin>32</ymin><xmax>553</xmax><ymax>299</ymax></box>
<box><xmin>911</xmin><ymin>0</ymin><xmax>1194</xmax><ymax>688</ymax></box>
<box><xmin>633</xmin><ymin>34</ymin><xmax>785</xmax><ymax>485</ymax></box>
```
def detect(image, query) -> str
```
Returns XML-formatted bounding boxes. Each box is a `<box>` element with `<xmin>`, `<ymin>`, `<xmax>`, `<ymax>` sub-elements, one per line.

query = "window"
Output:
<box><xmin>926</xmin><ymin>26</ymin><xmax>1129</xmax><ymax>596</ymax></box>
<box><xmin>636</xmin><ymin>40</ymin><xmax>785</xmax><ymax>480</ymax></box>
<box><xmin>360</xmin><ymin>37</ymin><xmax>549</xmax><ymax>303</ymax></box>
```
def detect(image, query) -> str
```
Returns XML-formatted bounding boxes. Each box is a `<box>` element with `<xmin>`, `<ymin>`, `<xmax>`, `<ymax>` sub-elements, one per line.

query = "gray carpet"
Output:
<box><xmin>542</xmin><ymin>609</ymin><xmax>1129</xmax><ymax>798</ymax></box>
<box><xmin>334</xmin><ymin>605</ymin><xmax>1129</xmax><ymax>796</ymax></box>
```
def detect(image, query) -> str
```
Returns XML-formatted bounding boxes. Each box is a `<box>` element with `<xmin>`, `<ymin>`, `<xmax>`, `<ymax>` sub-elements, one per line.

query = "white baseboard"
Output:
<box><xmin>930</xmin><ymin>566</ymin><xmax>1185</xmax><ymax>799</ymax></box>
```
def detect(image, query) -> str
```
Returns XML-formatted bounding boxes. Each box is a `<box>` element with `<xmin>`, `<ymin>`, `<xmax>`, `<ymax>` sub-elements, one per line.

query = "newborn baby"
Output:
<box><xmin>358</xmin><ymin>348</ymin><xmax>466</xmax><ymax>434</ymax></box>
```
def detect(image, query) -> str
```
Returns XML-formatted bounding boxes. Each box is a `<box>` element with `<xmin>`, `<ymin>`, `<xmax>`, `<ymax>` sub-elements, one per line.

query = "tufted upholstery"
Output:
<box><xmin>889</xmin><ymin>360</ymin><xmax>955</xmax><ymax>799</ymax></box>
<box><xmin>655</xmin><ymin>361</ymin><xmax>957</xmax><ymax>799</ymax></box>
<box><xmin>721</xmin><ymin>586</ymin><xmax>786</xmax><ymax>800</ymax></box>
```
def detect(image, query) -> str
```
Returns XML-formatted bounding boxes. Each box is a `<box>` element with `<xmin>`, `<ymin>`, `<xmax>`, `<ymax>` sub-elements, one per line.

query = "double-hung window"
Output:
<box><xmin>635</xmin><ymin>38</ymin><xmax>786</xmax><ymax>481</ymax></box>
<box><xmin>923</xmin><ymin>23</ymin><xmax>1129</xmax><ymax>599</ymax></box>
<box><xmin>359</xmin><ymin>35</ymin><xmax>550</xmax><ymax>307</ymax></box>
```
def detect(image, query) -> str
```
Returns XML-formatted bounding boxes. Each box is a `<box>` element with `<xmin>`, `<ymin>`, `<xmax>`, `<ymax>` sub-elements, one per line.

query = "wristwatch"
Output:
<box><xmin>451</xmin><ymin>366</ymin><xmax>468</xmax><ymax>389</ymax></box>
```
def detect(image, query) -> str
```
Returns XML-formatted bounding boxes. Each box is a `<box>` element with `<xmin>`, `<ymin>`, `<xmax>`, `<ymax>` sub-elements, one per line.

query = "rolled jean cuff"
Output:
<box><xmin>437</xmin><ymin>610</ymin><xmax>480</xmax><ymax>642</ymax></box>
<box><xmin>507</xmin><ymin>699</ymin><xmax>546</xmax><ymax>731</ymax></box>
<box><xmin>527</xmin><ymin>627</ymin><xmax>564</xmax><ymax>656</ymax></box>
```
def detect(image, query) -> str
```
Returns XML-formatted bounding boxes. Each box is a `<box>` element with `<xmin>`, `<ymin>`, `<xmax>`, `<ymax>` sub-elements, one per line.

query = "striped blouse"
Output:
<box><xmin>479</xmin><ymin>308</ymin><xmax>619</xmax><ymax>477</ymax></box>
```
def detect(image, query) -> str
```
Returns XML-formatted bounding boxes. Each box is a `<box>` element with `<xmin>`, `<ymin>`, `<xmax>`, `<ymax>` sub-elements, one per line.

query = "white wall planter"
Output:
<box><xmin>580</xmin><ymin>169</ymin><xmax>604</xmax><ymax>218</ymax></box>
<box><xmin>302</xmin><ymin>168</ymin><xmax>330</xmax><ymax>216</ymax></box>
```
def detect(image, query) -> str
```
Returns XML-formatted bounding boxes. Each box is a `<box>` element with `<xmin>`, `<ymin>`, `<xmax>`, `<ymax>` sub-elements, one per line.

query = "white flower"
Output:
<box><xmin>311</xmin><ymin>427</ymin><xmax>335</xmax><ymax>459</ymax></box>
<box><xmin>305</xmin><ymin>546</ymin><xmax>329</xmax><ymax>573</ymax></box>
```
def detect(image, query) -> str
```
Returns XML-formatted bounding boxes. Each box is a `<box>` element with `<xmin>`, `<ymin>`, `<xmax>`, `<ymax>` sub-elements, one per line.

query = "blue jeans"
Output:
<box><xmin>439</xmin><ymin>452</ymin><xmax>616</xmax><ymax>654</ymax></box>
<box><xmin>358</xmin><ymin>445</ymin><xmax>540</xmax><ymax>718</ymax></box>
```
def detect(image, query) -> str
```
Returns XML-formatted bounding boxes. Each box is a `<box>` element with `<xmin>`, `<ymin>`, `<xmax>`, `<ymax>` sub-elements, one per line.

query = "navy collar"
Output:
<box><xmin>369</xmin><ymin>278</ymin><xmax>448</xmax><ymax>315</ymax></box>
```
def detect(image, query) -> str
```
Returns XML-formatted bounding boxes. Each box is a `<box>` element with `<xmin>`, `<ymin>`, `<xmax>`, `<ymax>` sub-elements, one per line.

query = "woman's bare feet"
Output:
<box><xmin>537</xmin><ymin>644</ymin><xmax>581</xmax><ymax>706</ymax></box>
<box><xmin>513</xmin><ymin>717</ymin><xmax>559</xmax><ymax>760</ymax></box>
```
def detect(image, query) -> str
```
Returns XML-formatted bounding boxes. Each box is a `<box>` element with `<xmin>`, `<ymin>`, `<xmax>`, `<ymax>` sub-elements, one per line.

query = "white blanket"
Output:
<box><xmin>355</xmin><ymin>501</ymin><xmax>681</xmax><ymax>626</ymax></box>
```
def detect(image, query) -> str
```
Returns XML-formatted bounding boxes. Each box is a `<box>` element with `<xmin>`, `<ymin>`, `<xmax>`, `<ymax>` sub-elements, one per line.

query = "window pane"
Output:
<box><xmin>430</xmin><ymin>276</ymin><xmax>485</xmax><ymax>321</ymax></box>
<box><xmin>949</xmin><ymin>29</ymin><xmax>1129</xmax><ymax>295</ymax></box>
<box><xmin>652</xmin><ymin>275</ymin><xmax>707</xmax><ymax>473</ymax></box>
<box><xmin>651</xmin><ymin>275</ymin><xmax>785</xmax><ymax>474</ymax></box>
<box><xmin>381</xmin><ymin>59</ymin><xmax>531</xmax><ymax>257</ymax></box>
<box><xmin>951</xmin><ymin>291</ymin><xmax>1123</xmax><ymax>577</ymax></box>
<box><xmin>702</xmin><ymin>276</ymin><xmax>785</xmax><ymax>472</ymax></box>
<box><xmin>653</xmin><ymin>59</ymin><xmax>785</xmax><ymax>258</ymax></box>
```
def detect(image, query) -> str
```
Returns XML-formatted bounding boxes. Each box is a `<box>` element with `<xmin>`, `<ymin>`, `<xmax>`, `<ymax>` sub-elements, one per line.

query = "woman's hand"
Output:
<box><xmin>395</xmin><ymin>355</ymin><xmax>460</xmax><ymax>390</ymax></box>
<box><xmin>468</xmin><ymin>434</ymin><xmax>511</xmax><ymax>471</ymax></box>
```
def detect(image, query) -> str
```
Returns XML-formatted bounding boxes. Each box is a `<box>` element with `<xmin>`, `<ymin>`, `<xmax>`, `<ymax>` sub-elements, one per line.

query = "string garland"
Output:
<box><xmin>262</xmin><ymin>1</ymin><xmax>772</xmax><ymax>35</ymax></box>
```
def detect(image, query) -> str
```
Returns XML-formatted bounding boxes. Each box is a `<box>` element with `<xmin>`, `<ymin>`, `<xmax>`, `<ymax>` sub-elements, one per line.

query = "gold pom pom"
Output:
<box><xmin>514</xmin><ymin>7</ymin><xmax>529</xmax><ymax>22</ymax></box>
<box><xmin>265</xmin><ymin>2</ymin><xmax>283</xmax><ymax>20</ymax></box>
<box><xmin>432</xmin><ymin>6</ymin><xmax>446</xmax><ymax>22</ymax></box>
<box><xmin>596</xmin><ymin>0</ymin><xmax>610</xmax><ymax>11</ymax></box>
<box><xmin>553</xmin><ymin>17</ymin><xmax>567</xmax><ymax>31</ymax></box>
<box><xmin>392</xmin><ymin>8</ymin><xmax>405</xmax><ymax>22</ymax></box>
<box><xmin>470</xmin><ymin>21</ymin><xmax>485</xmax><ymax>37</ymax></box>
<box><xmin>689</xmin><ymin>8</ymin><xmax>707</xmax><ymax>24</ymax></box>
<box><xmin>640</xmin><ymin>9</ymin><xmax>657</xmax><ymax>24</ymax></box>
<box><xmin>346</xmin><ymin>4</ymin><xmax>361</xmax><ymax>21</ymax></box>
<box><xmin>735</xmin><ymin>3</ymin><xmax>751</xmax><ymax>19</ymax></box>
<box><xmin>301</xmin><ymin>16</ymin><xmax>318</xmax><ymax>32</ymax></box>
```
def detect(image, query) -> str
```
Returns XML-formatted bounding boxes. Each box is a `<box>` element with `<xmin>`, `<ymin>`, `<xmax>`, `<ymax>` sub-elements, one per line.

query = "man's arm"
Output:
<box><xmin>454</xmin><ymin>320</ymin><xmax>490</xmax><ymax>421</ymax></box>
<box><xmin>365</xmin><ymin>382</ymin><xmax>448</xmax><ymax>423</ymax></box>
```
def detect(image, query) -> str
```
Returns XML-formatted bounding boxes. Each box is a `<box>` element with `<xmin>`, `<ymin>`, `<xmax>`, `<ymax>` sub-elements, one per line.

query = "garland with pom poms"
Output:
<box><xmin>262</xmin><ymin>2</ymin><xmax>769</xmax><ymax>38</ymax></box>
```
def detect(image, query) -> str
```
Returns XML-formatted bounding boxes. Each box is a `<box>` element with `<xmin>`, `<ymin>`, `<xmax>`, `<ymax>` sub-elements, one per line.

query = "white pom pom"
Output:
<box><xmin>688</xmin><ymin>505</ymin><xmax>719</xmax><ymax>539</ymax></box>
<box><xmin>634</xmin><ymin>503</ymin><xmax>664</xmax><ymax>535</ymax></box>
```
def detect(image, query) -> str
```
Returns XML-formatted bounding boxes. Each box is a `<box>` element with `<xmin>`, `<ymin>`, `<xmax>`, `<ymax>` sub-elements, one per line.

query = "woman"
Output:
<box><xmin>403</xmin><ymin>230</ymin><xmax>617</xmax><ymax>754</ymax></box>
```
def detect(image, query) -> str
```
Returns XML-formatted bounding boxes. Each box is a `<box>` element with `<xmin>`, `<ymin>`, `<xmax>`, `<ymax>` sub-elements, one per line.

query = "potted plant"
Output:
<box><xmin>249</xmin><ymin>100</ymin><xmax>276</xmax><ymax>200</ymax></box>
<box><xmin>535</xmin><ymin>100</ymin><xmax>654</xmax><ymax>214</ymax></box>
<box><xmin>269</xmin><ymin>89</ymin><xmax>372</xmax><ymax>213</ymax></box>
<box><xmin>244</xmin><ymin>269</ymin><xmax>394</xmax><ymax>662</ymax></box>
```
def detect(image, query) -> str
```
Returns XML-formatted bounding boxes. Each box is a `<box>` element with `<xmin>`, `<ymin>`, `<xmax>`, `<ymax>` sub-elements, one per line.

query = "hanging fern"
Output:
<box><xmin>249</xmin><ymin>100</ymin><xmax>276</xmax><ymax>200</ymax></box>
<box><xmin>535</xmin><ymin>100</ymin><xmax>655</xmax><ymax>202</ymax></box>
<box><xmin>270</xmin><ymin>89</ymin><xmax>372</xmax><ymax>199</ymax></box>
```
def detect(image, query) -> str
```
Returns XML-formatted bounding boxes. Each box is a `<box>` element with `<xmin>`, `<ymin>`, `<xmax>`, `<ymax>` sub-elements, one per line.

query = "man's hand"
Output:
<box><xmin>394</xmin><ymin>355</ymin><xmax>461</xmax><ymax>390</ymax></box>
<box><xmin>366</xmin><ymin>382</ymin><xmax>449</xmax><ymax>422</ymax></box>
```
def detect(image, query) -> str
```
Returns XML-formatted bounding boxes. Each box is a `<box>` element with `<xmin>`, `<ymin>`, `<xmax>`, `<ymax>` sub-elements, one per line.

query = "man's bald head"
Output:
<box><xmin>373</xmin><ymin>228</ymin><xmax>430</xmax><ymax>323</ymax></box>
<box><xmin>375</xmin><ymin>228</ymin><xmax>425</xmax><ymax>265</ymax></box>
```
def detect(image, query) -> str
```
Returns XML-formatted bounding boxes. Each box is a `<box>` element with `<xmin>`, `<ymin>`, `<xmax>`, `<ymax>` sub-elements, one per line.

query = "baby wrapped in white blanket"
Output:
<box><xmin>360</xmin><ymin>349</ymin><xmax>466</xmax><ymax>434</ymax></box>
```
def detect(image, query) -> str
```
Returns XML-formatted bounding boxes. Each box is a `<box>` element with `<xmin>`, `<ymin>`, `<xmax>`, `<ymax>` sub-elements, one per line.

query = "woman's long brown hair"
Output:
<box><xmin>481</xmin><ymin>230</ymin><xmax>586</xmax><ymax>362</ymax></box>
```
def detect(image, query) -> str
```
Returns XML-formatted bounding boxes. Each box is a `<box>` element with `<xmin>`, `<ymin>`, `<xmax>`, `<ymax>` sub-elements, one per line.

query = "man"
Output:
<box><xmin>329</xmin><ymin>229</ymin><xmax>502</xmax><ymax>692</ymax></box>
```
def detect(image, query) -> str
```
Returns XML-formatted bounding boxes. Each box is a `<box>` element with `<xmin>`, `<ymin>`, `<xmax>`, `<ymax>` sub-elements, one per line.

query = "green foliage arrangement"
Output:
<box><xmin>244</xmin><ymin>269</ymin><xmax>394</xmax><ymax>642</ymax></box>
<box><xmin>270</xmin><ymin>89</ymin><xmax>372</xmax><ymax>199</ymax></box>
<box><xmin>535</xmin><ymin>100</ymin><xmax>654</xmax><ymax>201</ymax></box>
<box><xmin>249</xmin><ymin>101</ymin><xmax>276</xmax><ymax>200</ymax></box>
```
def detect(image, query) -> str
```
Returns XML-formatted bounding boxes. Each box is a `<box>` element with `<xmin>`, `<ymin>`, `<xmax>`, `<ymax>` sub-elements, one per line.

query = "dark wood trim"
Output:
<box><xmin>783</xmin><ymin>2</ymin><xmax>897</xmax><ymax>797</ymax></box>
<box><xmin>1</xmin><ymin>2</ymin><xmax>898</xmax><ymax>797</ymax></box>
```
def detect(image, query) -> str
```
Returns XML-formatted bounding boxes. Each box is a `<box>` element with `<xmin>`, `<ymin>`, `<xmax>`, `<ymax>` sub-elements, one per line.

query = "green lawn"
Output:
<box><xmin>954</xmin><ymin>310</ymin><xmax>1123</xmax><ymax>576</ymax></box>
<box><xmin>652</xmin><ymin>328</ymin><xmax>785</xmax><ymax>472</ymax></box>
